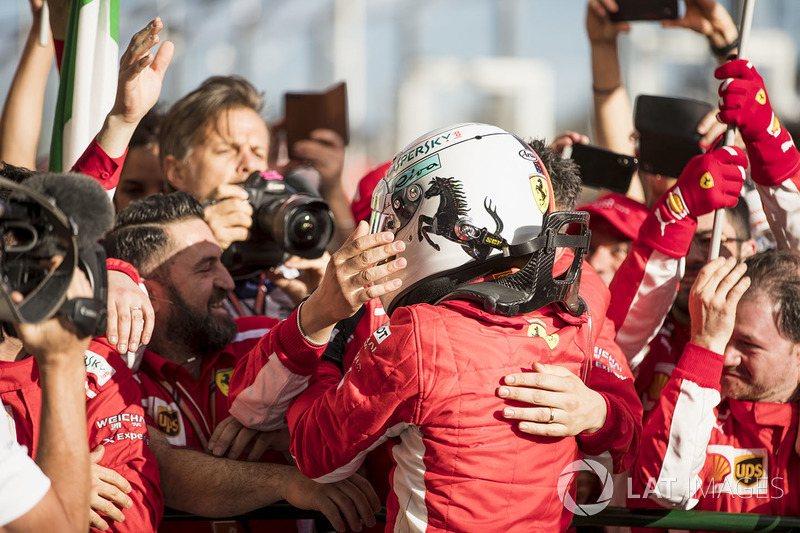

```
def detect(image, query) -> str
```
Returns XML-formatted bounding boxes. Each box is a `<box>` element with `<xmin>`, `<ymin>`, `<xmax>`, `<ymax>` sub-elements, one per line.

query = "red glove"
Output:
<box><xmin>715</xmin><ymin>59</ymin><xmax>800</xmax><ymax>186</ymax></box>
<box><xmin>638</xmin><ymin>147</ymin><xmax>747</xmax><ymax>258</ymax></box>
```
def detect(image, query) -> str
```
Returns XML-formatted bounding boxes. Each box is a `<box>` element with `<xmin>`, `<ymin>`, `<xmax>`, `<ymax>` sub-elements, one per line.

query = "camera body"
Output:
<box><xmin>222</xmin><ymin>171</ymin><xmax>335</xmax><ymax>279</ymax></box>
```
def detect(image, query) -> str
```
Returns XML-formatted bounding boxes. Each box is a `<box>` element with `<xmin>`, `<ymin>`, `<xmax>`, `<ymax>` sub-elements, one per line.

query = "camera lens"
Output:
<box><xmin>289</xmin><ymin>210</ymin><xmax>320</xmax><ymax>244</ymax></box>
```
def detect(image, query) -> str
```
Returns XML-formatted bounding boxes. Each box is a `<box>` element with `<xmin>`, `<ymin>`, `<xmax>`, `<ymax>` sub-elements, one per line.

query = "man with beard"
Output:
<box><xmin>101</xmin><ymin>192</ymin><xmax>406</xmax><ymax>531</ymax></box>
<box><xmin>632</xmin><ymin>249</ymin><xmax>800</xmax><ymax>522</ymax></box>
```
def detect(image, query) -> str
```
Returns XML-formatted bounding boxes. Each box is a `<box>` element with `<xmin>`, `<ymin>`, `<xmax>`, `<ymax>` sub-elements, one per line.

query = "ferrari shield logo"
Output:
<box><xmin>526</xmin><ymin>318</ymin><xmax>559</xmax><ymax>349</ymax></box>
<box><xmin>215</xmin><ymin>370</ymin><xmax>233</xmax><ymax>397</ymax></box>
<box><xmin>530</xmin><ymin>175</ymin><xmax>549</xmax><ymax>214</ymax></box>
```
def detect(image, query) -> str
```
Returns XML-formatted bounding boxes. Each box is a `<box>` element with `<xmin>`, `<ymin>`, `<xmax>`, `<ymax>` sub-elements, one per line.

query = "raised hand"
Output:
<box><xmin>300</xmin><ymin>220</ymin><xmax>406</xmax><ymax>344</ymax></box>
<box><xmin>96</xmin><ymin>17</ymin><xmax>174</xmax><ymax>158</ymax></box>
<box><xmin>586</xmin><ymin>0</ymin><xmax>630</xmax><ymax>46</ymax></box>
<box><xmin>110</xmin><ymin>18</ymin><xmax>174</xmax><ymax>126</ymax></box>
<box><xmin>716</xmin><ymin>59</ymin><xmax>800</xmax><ymax>186</ymax></box>
<box><xmin>689</xmin><ymin>256</ymin><xmax>750</xmax><ymax>354</ymax></box>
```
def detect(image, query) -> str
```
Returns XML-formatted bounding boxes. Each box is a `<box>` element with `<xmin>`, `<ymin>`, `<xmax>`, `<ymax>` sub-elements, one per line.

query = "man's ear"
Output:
<box><xmin>143</xmin><ymin>278</ymin><xmax>167</xmax><ymax>316</ymax></box>
<box><xmin>163</xmin><ymin>154</ymin><xmax>188</xmax><ymax>192</ymax></box>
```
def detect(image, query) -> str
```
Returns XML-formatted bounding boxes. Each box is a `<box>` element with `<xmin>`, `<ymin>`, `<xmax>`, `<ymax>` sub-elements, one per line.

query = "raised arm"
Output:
<box><xmin>586</xmin><ymin>0</ymin><xmax>633</xmax><ymax>156</ymax></box>
<box><xmin>632</xmin><ymin>257</ymin><xmax>749</xmax><ymax>509</ymax></box>
<box><xmin>6</xmin><ymin>269</ymin><xmax>94</xmax><ymax>532</ymax></box>
<box><xmin>0</xmin><ymin>0</ymin><xmax>54</xmax><ymax>168</ymax></box>
<box><xmin>716</xmin><ymin>59</ymin><xmax>800</xmax><ymax>251</ymax></box>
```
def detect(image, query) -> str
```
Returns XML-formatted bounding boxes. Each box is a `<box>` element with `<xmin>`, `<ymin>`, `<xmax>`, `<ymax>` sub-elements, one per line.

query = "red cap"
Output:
<box><xmin>577</xmin><ymin>193</ymin><xmax>648</xmax><ymax>241</ymax></box>
<box><xmin>351</xmin><ymin>161</ymin><xmax>392</xmax><ymax>224</ymax></box>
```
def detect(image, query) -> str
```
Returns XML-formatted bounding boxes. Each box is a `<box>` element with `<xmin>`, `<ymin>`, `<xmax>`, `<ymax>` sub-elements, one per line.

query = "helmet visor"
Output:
<box><xmin>368</xmin><ymin>178</ymin><xmax>398</xmax><ymax>234</ymax></box>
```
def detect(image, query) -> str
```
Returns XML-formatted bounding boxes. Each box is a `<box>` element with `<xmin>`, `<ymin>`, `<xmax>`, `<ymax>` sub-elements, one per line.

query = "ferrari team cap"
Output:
<box><xmin>578</xmin><ymin>192</ymin><xmax>649</xmax><ymax>241</ymax></box>
<box><xmin>634</xmin><ymin>95</ymin><xmax>714</xmax><ymax>179</ymax></box>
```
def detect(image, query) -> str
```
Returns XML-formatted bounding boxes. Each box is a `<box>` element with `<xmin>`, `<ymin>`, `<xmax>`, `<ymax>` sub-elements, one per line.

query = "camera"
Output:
<box><xmin>222</xmin><ymin>171</ymin><xmax>335</xmax><ymax>279</ymax></box>
<box><xmin>0</xmin><ymin>173</ymin><xmax>111</xmax><ymax>337</ymax></box>
<box><xmin>0</xmin><ymin>176</ymin><xmax>78</xmax><ymax>325</ymax></box>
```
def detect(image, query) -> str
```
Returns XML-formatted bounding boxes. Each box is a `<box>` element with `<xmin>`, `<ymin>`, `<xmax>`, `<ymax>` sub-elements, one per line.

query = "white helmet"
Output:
<box><xmin>370</xmin><ymin>123</ymin><xmax>590</xmax><ymax>316</ymax></box>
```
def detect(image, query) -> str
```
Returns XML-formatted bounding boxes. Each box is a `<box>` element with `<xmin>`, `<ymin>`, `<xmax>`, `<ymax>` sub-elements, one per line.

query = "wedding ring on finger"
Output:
<box><xmin>547</xmin><ymin>406</ymin><xmax>555</xmax><ymax>424</ymax></box>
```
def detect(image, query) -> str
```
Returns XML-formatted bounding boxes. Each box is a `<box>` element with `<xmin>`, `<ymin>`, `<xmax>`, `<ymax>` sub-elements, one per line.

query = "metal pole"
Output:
<box><xmin>708</xmin><ymin>0</ymin><xmax>756</xmax><ymax>260</ymax></box>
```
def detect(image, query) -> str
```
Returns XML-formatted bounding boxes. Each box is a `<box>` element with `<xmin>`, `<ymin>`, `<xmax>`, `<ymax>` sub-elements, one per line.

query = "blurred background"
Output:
<box><xmin>1</xmin><ymin>0</ymin><xmax>798</xmax><ymax>187</ymax></box>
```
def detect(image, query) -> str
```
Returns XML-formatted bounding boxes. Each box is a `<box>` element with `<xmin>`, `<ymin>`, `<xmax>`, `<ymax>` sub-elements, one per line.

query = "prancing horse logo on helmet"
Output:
<box><xmin>418</xmin><ymin>177</ymin><xmax>506</xmax><ymax>259</ymax></box>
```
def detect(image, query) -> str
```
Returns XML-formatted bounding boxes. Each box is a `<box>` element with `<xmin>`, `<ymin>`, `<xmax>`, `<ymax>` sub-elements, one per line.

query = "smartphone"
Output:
<box><xmin>609</xmin><ymin>0</ymin><xmax>679</xmax><ymax>22</ymax></box>
<box><xmin>284</xmin><ymin>81</ymin><xmax>349</xmax><ymax>154</ymax></box>
<box><xmin>567</xmin><ymin>143</ymin><xmax>638</xmax><ymax>195</ymax></box>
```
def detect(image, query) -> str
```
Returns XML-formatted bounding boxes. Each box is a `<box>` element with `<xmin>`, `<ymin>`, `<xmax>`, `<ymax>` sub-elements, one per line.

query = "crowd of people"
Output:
<box><xmin>2</xmin><ymin>0</ymin><xmax>800</xmax><ymax>532</ymax></box>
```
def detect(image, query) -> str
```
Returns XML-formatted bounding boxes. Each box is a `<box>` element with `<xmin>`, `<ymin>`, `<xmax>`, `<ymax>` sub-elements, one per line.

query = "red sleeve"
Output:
<box><xmin>287</xmin><ymin>310</ymin><xmax>419</xmax><ymax>482</ymax></box>
<box><xmin>578</xmin><ymin>314</ymin><xmax>643</xmax><ymax>474</ymax></box>
<box><xmin>631</xmin><ymin>343</ymin><xmax>724</xmax><ymax>510</ymax></box>
<box><xmin>607</xmin><ymin>240</ymin><xmax>683</xmax><ymax>371</ymax></box>
<box><xmin>85</xmin><ymin>340</ymin><xmax>163</xmax><ymax>532</ymax></box>
<box><xmin>71</xmin><ymin>138</ymin><xmax>127</xmax><ymax>191</ymax></box>
<box><xmin>105</xmin><ymin>258</ymin><xmax>141</xmax><ymax>285</ymax></box>
<box><xmin>227</xmin><ymin>307</ymin><xmax>325</xmax><ymax>431</ymax></box>
<box><xmin>574</xmin><ymin>265</ymin><xmax>643</xmax><ymax>473</ymax></box>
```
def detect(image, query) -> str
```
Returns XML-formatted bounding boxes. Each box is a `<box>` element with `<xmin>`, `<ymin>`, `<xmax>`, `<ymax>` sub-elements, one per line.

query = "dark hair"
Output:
<box><xmin>130</xmin><ymin>106</ymin><xmax>165</xmax><ymax>149</ymax></box>
<box><xmin>744</xmin><ymin>248</ymin><xmax>800</xmax><ymax>343</ymax></box>
<box><xmin>159</xmin><ymin>76</ymin><xmax>264</xmax><ymax>167</ymax></box>
<box><xmin>725</xmin><ymin>196</ymin><xmax>751</xmax><ymax>241</ymax></box>
<box><xmin>527</xmin><ymin>138</ymin><xmax>582</xmax><ymax>211</ymax></box>
<box><xmin>102</xmin><ymin>192</ymin><xmax>205</xmax><ymax>276</ymax></box>
<box><xmin>0</xmin><ymin>162</ymin><xmax>37</xmax><ymax>201</ymax></box>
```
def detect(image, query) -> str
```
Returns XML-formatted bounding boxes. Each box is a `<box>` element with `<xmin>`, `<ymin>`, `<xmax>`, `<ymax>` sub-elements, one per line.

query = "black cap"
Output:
<box><xmin>634</xmin><ymin>95</ymin><xmax>713</xmax><ymax>178</ymax></box>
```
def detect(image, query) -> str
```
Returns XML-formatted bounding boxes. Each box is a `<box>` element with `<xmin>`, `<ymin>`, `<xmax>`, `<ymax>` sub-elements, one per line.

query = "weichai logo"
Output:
<box><xmin>156</xmin><ymin>406</ymin><xmax>181</xmax><ymax>437</ymax></box>
<box><xmin>734</xmin><ymin>455</ymin><xmax>764</xmax><ymax>487</ymax></box>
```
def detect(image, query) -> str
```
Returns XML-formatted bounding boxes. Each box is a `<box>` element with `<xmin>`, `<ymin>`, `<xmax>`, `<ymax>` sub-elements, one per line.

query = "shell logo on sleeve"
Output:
<box><xmin>667</xmin><ymin>189</ymin><xmax>688</xmax><ymax>220</ymax></box>
<box><xmin>767</xmin><ymin>114</ymin><xmax>782</xmax><ymax>138</ymax></box>
<box><xmin>709</xmin><ymin>453</ymin><xmax>732</xmax><ymax>484</ymax></box>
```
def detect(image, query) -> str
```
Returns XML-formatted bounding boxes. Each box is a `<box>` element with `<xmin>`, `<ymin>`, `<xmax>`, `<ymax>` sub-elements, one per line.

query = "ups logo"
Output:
<box><xmin>156</xmin><ymin>407</ymin><xmax>181</xmax><ymax>437</ymax></box>
<box><xmin>734</xmin><ymin>454</ymin><xmax>764</xmax><ymax>487</ymax></box>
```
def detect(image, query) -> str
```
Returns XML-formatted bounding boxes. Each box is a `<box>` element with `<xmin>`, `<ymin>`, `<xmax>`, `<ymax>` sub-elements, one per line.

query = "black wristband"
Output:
<box><xmin>710</xmin><ymin>36</ymin><xmax>740</xmax><ymax>58</ymax></box>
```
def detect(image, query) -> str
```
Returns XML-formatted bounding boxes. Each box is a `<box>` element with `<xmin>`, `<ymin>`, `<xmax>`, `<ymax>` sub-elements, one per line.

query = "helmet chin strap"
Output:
<box><xmin>436</xmin><ymin>211</ymin><xmax>591</xmax><ymax>317</ymax></box>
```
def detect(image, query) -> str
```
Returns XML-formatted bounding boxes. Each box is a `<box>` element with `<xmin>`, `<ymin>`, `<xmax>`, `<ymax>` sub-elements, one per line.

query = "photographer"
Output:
<box><xmin>159</xmin><ymin>75</ymin><xmax>340</xmax><ymax>319</ymax></box>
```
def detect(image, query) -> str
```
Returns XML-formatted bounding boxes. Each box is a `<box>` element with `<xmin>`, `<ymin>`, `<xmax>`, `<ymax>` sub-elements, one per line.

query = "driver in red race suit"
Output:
<box><xmin>283</xmin><ymin>123</ymin><xmax>642</xmax><ymax>532</ymax></box>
